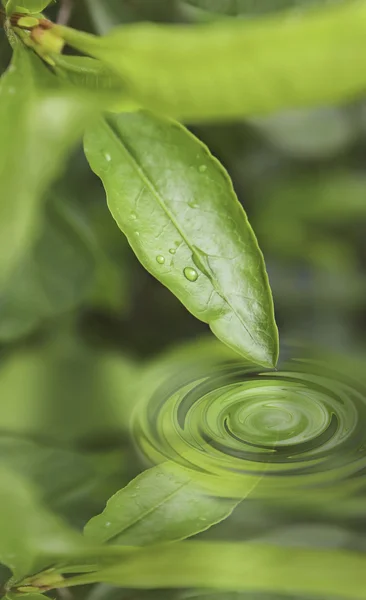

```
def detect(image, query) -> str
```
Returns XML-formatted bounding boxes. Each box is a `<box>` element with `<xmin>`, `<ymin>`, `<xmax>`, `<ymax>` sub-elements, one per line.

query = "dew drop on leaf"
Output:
<box><xmin>104</xmin><ymin>153</ymin><xmax>112</xmax><ymax>162</ymax></box>
<box><xmin>169</xmin><ymin>248</ymin><xmax>176</xmax><ymax>254</ymax></box>
<box><xmin>198</xmin><ymin>165</ymin><xmax>207</xmax><ymax>173</ymax></box>
<box><xmin>156</xmin><ymin>255</ymin><xmax>165</xmax><ymax>264</ymax></box>
<box><xmin>184</xmin><ymin>267</ymin><xmax>198</xmax><ymax>282</ymax></box>
<box><xmin>130</xmin><ymin>212</ymin><xmax>137</xmax><ymax>220</ymax></box>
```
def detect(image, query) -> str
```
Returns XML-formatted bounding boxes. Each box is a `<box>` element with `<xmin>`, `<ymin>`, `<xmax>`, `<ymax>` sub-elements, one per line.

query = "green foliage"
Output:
<box><xmin>6</xmin><ymin>593</ymin><xmax>46</xmax><ymax>600</ymax></box>
<box><xmin>0</xmin><ymin>1</ymin><xmax>366</xmax><ymax>600</ymax></box>
<box><xmin>84</xmin><ymin>111</ymin><xmax>278</xmax><ymax>367</ymax></box>
<box><xmin>0</xmin><ymin>198</ymin><xmax>96</xmax><ymax>340</ymax></box>
<box><xmin>52</xmin><ymin>55</ymin><xmax>135</xmax><ymax>112</ymax></box>
<box><xmin>84</xmin><ymin>464</ymin><xmax>238</xmax><ymax>545</ymax></box>
<box><xmin>0</xmin><ymin>43</ymin><xmax>94</xmax><ymax>287</ymax></box>
<box><xmin>57</xmin><ymin>1</ymin><xmax>366</xmax><ymax>121</ymax></box>
<box><xmin>57</xmin><ymin>541</ymin><xmax>366</xmax><ymax>598</ymax></box>
<box><xmin>0</xmin><ymin>464</ymin><xmax>90</xmax><ymax>581</ymax></box>
<box><xmin>4</xmin><ymin>0</ymin><xmax>52</xmax><ymax>15</ymax></box>
<box><xmin>0</xmin><ymin>331</ymin><xmax>136</xmax><ymax>442</ymax></box>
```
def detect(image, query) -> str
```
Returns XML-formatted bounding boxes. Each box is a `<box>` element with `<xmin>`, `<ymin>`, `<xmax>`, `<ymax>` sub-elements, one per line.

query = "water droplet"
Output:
<box><xmin>130</xmin><ymin>212</ymin><xmax>137</xmax><ymax>220</ymax></box>
<box><xmin>105</xmin><ymin>522</ymin><xmax>111</xmax><ymax>527</ymax></box>
<box><xmin>184</xmin><ymin>267</ymin><xmax>198</xmax><ymax>282</ymax></box>
<box><xmin>156</xmin><ymin>255</ymin><xmax>165</xmax><ymax>264</ymax></box>
<box><xmin>199</xmin><ymin>164</ymin><xmax>207</xmax><ymax>173</ymax></box>
<box><xmin>105</xmin><ymin>153</ymin><xmax>112</xmax><ymax>162</ymax></box>
<box><xmin>169</xmin><ymin>248</ymin><xmax>176</xmax><ymax>255</ymax></box>
<box><xmin>188</xmin><ymin>201</ymin><xmax>199</xmax><ymax>209</ymax></box>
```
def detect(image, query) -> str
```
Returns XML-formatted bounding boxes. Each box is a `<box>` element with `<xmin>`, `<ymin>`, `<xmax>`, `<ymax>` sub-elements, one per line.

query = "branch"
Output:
<box><xmin>56</xmin><ymin>0</ymin><xmax>74</xmax><ymax>25</ymax></box>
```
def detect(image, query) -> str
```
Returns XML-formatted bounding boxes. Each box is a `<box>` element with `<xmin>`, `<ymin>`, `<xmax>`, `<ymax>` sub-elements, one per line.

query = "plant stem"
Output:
<box><xmin>57</xmin><ymin>0</ymin><xmax>74</xmax><ymax>25</ymax></box>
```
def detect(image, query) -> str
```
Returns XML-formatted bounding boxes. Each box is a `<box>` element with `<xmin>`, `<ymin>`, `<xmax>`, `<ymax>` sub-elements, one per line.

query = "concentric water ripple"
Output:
<box><xmin>133</xmin><ymin>359</ymin><xmax>366</xmax><ymax>499</ymax></box>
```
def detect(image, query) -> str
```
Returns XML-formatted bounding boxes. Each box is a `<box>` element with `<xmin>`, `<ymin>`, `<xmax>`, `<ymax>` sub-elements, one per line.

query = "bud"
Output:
<box><xmin>31</xmin><ymin>26</ymin><xmax>65</xmax><ymax>54</ymax></box>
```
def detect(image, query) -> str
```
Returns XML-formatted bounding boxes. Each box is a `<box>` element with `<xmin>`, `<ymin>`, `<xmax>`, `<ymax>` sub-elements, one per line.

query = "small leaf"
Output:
<box><xmin>84</xmin><ymin>464</ymin><xmax>239</xmax><ymax>546</ymax></box>
<box><xmin>84</xmin><ymin>111</ymin><xmax>278</xmax><ymax>367</ymax></box>
<box><xmin>6</xmin><ymin>0</ymin><xmax>52</xmax><ymax>14</ymax></box>
<box><xmin>57</xmin><ymin>1</ymin><xmax>366</xmax><ymax>121</ymax></box>
<box><xmin>5</xmin><ymin>0</ymin><xmax>52</xmax><ymax>15</ymax></box>
<box><xmin>0</xmin><ymin>43</ymin><xmax>94</xmax><ymax>287</ymax></box>
<box><xmin>0</xmin><ymin>464</ymin><xmax>91</xmax><ymax>582</ymax></box>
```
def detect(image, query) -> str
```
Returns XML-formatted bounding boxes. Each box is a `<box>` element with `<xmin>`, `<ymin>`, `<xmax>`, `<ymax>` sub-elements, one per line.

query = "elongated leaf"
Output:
<box><xmin>0</xmin><ymin>43</ymin><xmax>94</xmax><ymax>287</ymax></box>
<box><xmin>0</xmin><ymin>464</ymin><xmax>91</xmax><ymax>582</ymax></box>
<box><xmin>65</xmin><ymin>541</ymin><xmax>366</xmax><ymax>599</ymax></box>
<box><xmin>57</xmin><ymin>1</ymin><xmax>366</xmax><ymax>121</ymax></box>
<box><xmin>84</xmin><ymin>111</ymin><xmax>278</xmax><ymax>367</ymax></box>
<box><xmin>84</xmin><ymin>464</ymin><xmax>238</xmax><ymax>546</ymax></box>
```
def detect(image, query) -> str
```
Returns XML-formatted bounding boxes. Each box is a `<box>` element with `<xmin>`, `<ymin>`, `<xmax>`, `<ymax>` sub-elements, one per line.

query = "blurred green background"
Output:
<box><xmin>1</xmin><ymin>0</ymin><xmax>366</xmax><ymax>595</ymax></box>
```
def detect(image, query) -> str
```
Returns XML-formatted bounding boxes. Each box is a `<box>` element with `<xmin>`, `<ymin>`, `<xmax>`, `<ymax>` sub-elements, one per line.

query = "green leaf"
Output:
<box><xmin>0</xmin><ymin>464</ymin><xmax>91</xmax><ymax>582</ymax></box>
<box><xmin>57</xmin><ymin>1</ymin><xmax>366</xmax><ymax>121</ymax></box>
<box><xmin>63</xmin><ymin>541</ymin><xmax>366</xmax><ymax>599</ymax></box>
<box><xmin>0</xmin><ymin>197</ymin><xmax>96</xmax><ymax>341</ymax></box>
<box><xmin>84</xmin><ymin>111</ymin><xmax>278</xmax><ymax>367</ymax></box>
<box><xmin>84</xmin><ymin>464</ymin><xmax>238</xmax><ymax>546</ymax></box>
<box><xmin>5</xmin><ymin>0</ymin><xmax>52</xmax><ymax>15</ymax></box>
<box><xmin>0</xmin><ymin>44</ymin><xmax>94</xmax><ymax>287</ymax></box>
